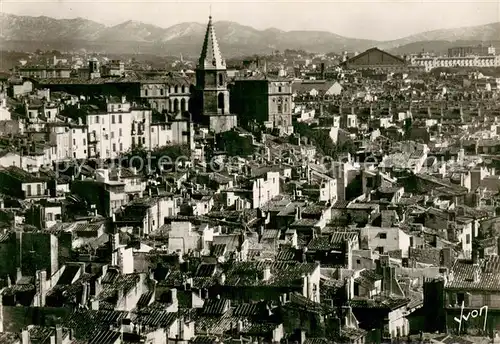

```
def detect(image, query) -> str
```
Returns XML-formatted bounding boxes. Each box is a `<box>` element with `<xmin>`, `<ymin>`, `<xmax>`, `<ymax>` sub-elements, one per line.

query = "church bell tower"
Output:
<box><xmin>194</xmin><ymin>15</ymin><xmax>235</xmax><ymax>133</ymax></box>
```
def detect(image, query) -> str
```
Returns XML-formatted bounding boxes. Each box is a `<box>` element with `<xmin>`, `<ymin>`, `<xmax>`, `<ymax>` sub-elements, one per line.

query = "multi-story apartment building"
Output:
<box><xmin>411</xmin><ymin>55</ymin><xmax>500</xmax><ymax>72</ymax></box>
<box><xmin>47</xmin><ymin>123</ymin><xmax>88</xmax><ymax>161</ymax></box>
<box><xmin>18</xmin><ymin>65</ymin><xmax>72</xmax><ymax>79</ymax></box>
<box><xmin>252</xmin><ymin>170</ymin><xmax>281</xmax><ymax>209</ymax></box>
<box><xmin>101</xmin><ymin>60</ymin><xmax>125</xmax><ymax>77</ymax></box>
<box><xmin>150</xmin><ymin>117</ymin><xmax>194</xmax><ymax>149</ymax></box>
<box><xmin>86</xmin><ymin>97</ymin><xmax>152</xmax><ymax>159</ymax></box>
<box><xmin>225</xmin><ymin>171</ymin><xmax>281</xmax><ymax>210</ymax></box>
<box><xmin>448</xmin><ymin>45</ymin><xmax>496</xmax><ymax>57</ymax></box>
<box><xmin>231</xmin><ymin>75</ymin><xmax>294</xmax><ymax>135</ymax></box>
<box><xmin>140</xmin><ymin>78</ymin><xmax>191</xmax><ymax>114</ymax></box>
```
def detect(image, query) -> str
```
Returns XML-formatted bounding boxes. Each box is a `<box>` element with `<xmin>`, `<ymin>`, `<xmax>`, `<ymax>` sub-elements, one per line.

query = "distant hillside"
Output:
<box><xmin>0</xmin><ymin>13</ymin><xmax>105</xmax><ymax>41</ymax></box>
<box><xmin>1</xmin><ymin>13</ymin><xmax>499</xmax><ymax>57</ymax></box>
<box><xmin>379</xmin><ymin>22</ymin><xmax>500</xmax><ymax>51</ymax></box>
<box><xmin>0</xmin><ymin>13</ymin><xmax>378</xmax><ymax>56</ymax></box>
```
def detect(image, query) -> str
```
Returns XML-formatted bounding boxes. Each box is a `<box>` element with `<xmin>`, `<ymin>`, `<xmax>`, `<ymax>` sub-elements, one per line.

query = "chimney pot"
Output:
<box><xmin>170</xmin><ymin>288</ymin><xmax>178</xmax><ymax>304</ymax></box>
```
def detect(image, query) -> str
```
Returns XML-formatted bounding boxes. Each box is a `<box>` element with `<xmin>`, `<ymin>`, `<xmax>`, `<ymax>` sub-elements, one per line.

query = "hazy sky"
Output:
<box><xmin>1</xmin><ymin>0</ymin><xmax>499</xmax><ymax>41</ymax></box>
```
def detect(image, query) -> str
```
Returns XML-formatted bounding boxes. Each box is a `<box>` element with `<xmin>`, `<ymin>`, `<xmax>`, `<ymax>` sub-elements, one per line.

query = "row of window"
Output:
<box><xmin>144</xmin><ymin>85</ymin><xmax>187</xmax><ymax>96</ymax></box>
<box><xmin>132</xmin><ymin>137</ymin><xmax>146</xmax><ymax>146</ymax></box>
<box><xmin>45</xmin><ymin>213</ymin><xmax>61</xmax><ymax>222</ymax></box>
<box><xmin>90</xmin><ymin>128</ymin><xmax>124</xmax><ymax>140</ymax></box>
<box><xmin>72</xmin><ymin>150</ymin><xmax>86</xmax><ymax>158</ymax></box>
<box><xmin>151</xmin><ymin>125</ymin><xmax>171</xmax><ymax>132</ymax></box>
<box><xmin>151</xmin><ymin>98</ymin><xmax>188</xmax><ymax>112</ymax></box>
<box><xmin>26</xmin><ymin>184</ymin><xmax>42</xmax><ymax>197</ymax></box>
<box><xmin>73</xmin><ymin>138</ymin><xmax>86</xmax><ymax>145</ymax></box>
<box><xmin>89</xmin><ymin>114</ymin><xmax>123</xmax><ymax>125</ymax></box>
<box><xmin>112</xmin><ymin>143</ymin><xmax>124</xmax><ymax>152</ymax></box>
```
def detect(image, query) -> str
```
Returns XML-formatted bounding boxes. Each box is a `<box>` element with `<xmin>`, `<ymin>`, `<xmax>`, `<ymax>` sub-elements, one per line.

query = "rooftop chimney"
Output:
<box><xmin>81</xmin><ymin>282</ymin><xmax>89</xmax><ymax>306</ymax></box>
<box><xmin>219</xmin><ymin>273</ymin><xmax>226</xmax><ymax>285</ymax></box>
<box><xmin>473</xmin><ymin>265</ymin><xmax>480</xmax><ymax>283</ymax></box>
<box><xmin>295</xmin><ymin>206</ymin><xmax>302</xmax><ymax>220</ymax></box>
<box><xmin>22</xmin><ymin>328</ymin><xmax>30</xmax><ymax>344</ymax></box>
<box><xmin>16</xmin><ymin>267</ymin><xmax>22</xmax><ymax>283</ymax></box>
<box><xmin>111</xmin><ymin>232</ymin><xmax>120</xmax><ymax>251</ymax></box>
<box><xmin>472</xmin><ymin>249</ymin><xmax>478</xmax><ymax>264</ymax></box>
<box><xmin>237</xmin><ymin>320</ymin><xmax>244</xmax><ymax>333</ymax></box>
<box><xmin>91</xmin><ymin>298</ymin><xmax>99</xmax><ymax>310</ymax></box>
<box><xmin>55</xmin><ymin>325</ymin><xmax>63</xmax><ymax>344</ymax></box>
<box><xmin>170</xmin><ymin>288</ymin><xmax>178</xmax><ymax>304</ymax></box>
<box><xmin>262</xmin><ymin>267</ymin><xmax>271</xmax><ymax>282</ymax></box>
<box><xmin>300</xmin><ymin>330</ymin><xmax>306</xmax><ymax>344</ymax></box>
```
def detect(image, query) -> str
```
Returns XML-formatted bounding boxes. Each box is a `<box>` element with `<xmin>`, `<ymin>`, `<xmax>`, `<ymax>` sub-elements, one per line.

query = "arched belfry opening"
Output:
<box><xmin>174</xmin><ymin>98</ymin><xmax>179</xmax><ymax>113</ymax></box>
<box><xmin>218</xmin><ymin>93</ymin><xmax>225</xmax><ymax>110</ymax></box>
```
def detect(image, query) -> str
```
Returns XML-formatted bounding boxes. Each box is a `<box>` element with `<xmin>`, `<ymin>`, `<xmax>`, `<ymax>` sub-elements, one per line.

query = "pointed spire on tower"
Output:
<box><xmin>198</xmin><ymin>14</ymin><xmax>225</xmax><ymax>70</ymax></box>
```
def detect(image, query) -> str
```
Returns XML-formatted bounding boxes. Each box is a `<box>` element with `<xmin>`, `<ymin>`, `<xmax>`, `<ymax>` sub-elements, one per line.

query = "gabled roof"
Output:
<box><xmin>342</xmin><ymin>47</ymin><xmax>405</xmax><ymax>66</ymax></box>
<box><xmin>292</xmin><ymin>80</ymin><xmax>342</xmax><ymax>95</ymax></box>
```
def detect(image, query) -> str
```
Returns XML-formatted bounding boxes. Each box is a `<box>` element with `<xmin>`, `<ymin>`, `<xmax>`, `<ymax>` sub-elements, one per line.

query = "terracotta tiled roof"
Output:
<box><xmin>304</xmin><ymin>339</ymin><xmax>329</xmax><ymax>344</ymax></box>
<box><xmin>195</xmin><ymin>264</ymin><xmax>217</xmax><ymax>277</ymax></box>
<box><xmin>307</xmin><ymin>236</ymin><xmax>334</xmax><ymax>251</ymax></box>
<box><xmin>63</xmin><ymin>309</ymin><xmax>128</xmax><ymax>341</ymax></box>
<box><xmin>89</xmin><ymin>330</ymin><xmax>121</xmax><ymax>344</ymax></box>
<box><xmin>136</xmin><ymin>310</ymin><xmax>177</xmax><ymax>327</ymax></box>
<box><xmin>446</xmin><ymin>256</ymin><xmax>500</xmax><ymax>291</ymax></box>
<box><xmin>284</xmin><ymin>292</ymin><xmax>335</xmax><ymax>315</ymax></box>
<box><xmin>350</xmin><ymin>296</ymin><xmax>410</xmax><ymax>310</ymax></box>
<box><xmin>355</xmin><ymin>270</ymin><xmax>383</xmax><ymax>289</ymax></box>
<box><xmin>409</xmin><ymin>247</ymin><xmax>441</xmax><ymax>265</ymax></box>
<box><xmin>224</xmin><ymin>261</ymin><xmax>318</xmax><ymax>287</ymax></box>
<box><xmin>201</xmin><ymin>299</ymin><xmax>230</xmax><ymax>315</ymax></box>
<box><xmin>211</xmin><ymin>243</ymin><xmax>227</xmax><ymax>257</ymax></box>
<box><xmin>190</xmin><ymin>336</ymin><xmax>219</xmax><ymax>344</ymax></box>
<box><xmin>232</xmin><ymin>303</ymin><xmax>261</xmax><ymax>317</ymax></box>
<box><xmin>276</xmin><ymin>246</ymin><xmax>297</xmax><ymax>261</ymax></box>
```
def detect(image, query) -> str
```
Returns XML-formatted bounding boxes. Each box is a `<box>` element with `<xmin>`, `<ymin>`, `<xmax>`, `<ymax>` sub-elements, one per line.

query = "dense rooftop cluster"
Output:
<box><xmin>0</xmin><ymin>14</ymin><xmax>500</xmax><ymax>344</ymax></box>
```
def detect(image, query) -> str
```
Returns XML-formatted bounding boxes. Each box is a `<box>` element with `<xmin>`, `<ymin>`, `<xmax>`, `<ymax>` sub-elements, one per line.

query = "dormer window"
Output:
<box><xmin>212</xmin><ymin>59</ymin><xmax>217</xmax><ymax>66</ymax></box>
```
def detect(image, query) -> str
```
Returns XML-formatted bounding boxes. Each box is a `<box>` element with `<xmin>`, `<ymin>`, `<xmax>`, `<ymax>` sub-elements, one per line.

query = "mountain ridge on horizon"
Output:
<box><xmin>1</xmin><ymin>12</ymin><xmax>499</xmax><ymax>57</ymax></box>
